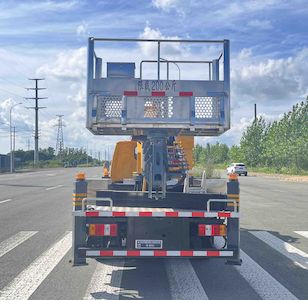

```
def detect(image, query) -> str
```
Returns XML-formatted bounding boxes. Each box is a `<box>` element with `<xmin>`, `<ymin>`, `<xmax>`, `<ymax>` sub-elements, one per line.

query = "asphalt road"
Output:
<box><xmin>0</xmin><ymin>167</ymin><xmax>307</xmax><ymax>300</ymax></box>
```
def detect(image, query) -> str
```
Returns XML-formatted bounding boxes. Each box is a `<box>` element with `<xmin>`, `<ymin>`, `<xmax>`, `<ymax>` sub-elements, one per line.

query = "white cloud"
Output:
<box><xmin>231</xmin><ymin>48</ymin><xmax>308</xmax><ymax>103</ymax></box>
<box><xmin>76</xmin><ymin>22</ymin><xmax>88</xmax><ymax>37</ymax></box>
<box><xmin>37</xmin><ymin>47</ymin><xmax>86</xmax><ymax>81</ymax></box>
<box><xmin>139</xmin><ymin>24</ymin><xmax>187</xmax><ymax>59</ymax></box>
<box><xmin>0</xmin><ymin>1</ymin><xmax>79</xmax><ymax>19</ymax></box>
<box><xmin>152</xmin><ymin>0</ymin><xmax>178</xmax><ymax>11</ymax></box>
<box><xmin>248</xmin><ymin>19</ymin><xmax>273</xmax><ymax>30</ymax></box>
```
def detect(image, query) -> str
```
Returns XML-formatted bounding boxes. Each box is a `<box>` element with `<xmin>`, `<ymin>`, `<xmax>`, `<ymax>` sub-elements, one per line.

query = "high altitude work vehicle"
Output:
<box><xmin>72</xmin><ymin>37</ymin><xmax>241</xmax><ymax>265</ymax></box>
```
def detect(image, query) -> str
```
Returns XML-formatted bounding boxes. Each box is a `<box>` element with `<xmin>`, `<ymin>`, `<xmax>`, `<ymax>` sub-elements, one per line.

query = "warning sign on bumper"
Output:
<box><xmin>135</xmin><ymin>239</ymin><xmax>163</xmax><ymax>249</ymax></box>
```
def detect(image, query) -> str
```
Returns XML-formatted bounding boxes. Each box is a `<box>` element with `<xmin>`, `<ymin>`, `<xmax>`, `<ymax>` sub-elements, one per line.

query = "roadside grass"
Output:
<box><xmin>248</xmin><ymin>166</ymin><xmax>308</xmax><ymax>176</ymax></box>
<box><xmin>193</xmin><ymin>163</ymin><xmax>308</xmax><ymax>177</ymax></box>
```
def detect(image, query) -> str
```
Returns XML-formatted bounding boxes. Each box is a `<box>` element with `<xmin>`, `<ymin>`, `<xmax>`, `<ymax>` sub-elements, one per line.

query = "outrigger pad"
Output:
<box><xmin>95</xmin><ymin>190</ymin><xmax>228</xmax><ymax>210</ymax></box>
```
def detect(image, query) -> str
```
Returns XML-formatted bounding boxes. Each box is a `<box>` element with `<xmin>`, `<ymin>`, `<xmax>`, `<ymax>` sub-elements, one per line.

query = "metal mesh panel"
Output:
<box><xmin>195</xmin><ymin>96</ymin><xmax>220</xmax><ymax>119</ymax></box>
<box><xmin>96</xmin><ymin>95</ymin><xmax>122</xmax><ymax>119</ymax></box>
<box><xmin>144</xmin><ymin>97</ymin><xmax>173</xmax><ymax>118</ymax></box>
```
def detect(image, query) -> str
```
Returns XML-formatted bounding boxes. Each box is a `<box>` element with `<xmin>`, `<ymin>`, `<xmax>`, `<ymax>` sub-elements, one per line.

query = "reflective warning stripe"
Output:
<box><xmin>123</xmin><ymin>91</ymin><xmax>195</xmax><ymax>97</ymax></box>
<box><xmin>124</xmin><ymin>91</ymin><xmax>138</xmax><ymax>96</ymax></box>
<box><xmin>72</xmin><ymin>193</ymin><xmax>87</xmax><ymax>202</ymax></box>
<box><xmin>86</xmin><ymin>250</ymin><xmax>233</xmax><ymax>257</ymax></box>
<box><xmin>179</xmin><ymin>91</ymin><xmax>193</xmax><ymax>97</ymax></box>
<box><xmin>73</xmin><ymin>211</ymin><xmax>239</xmax><ymax>218</ymax></box>
<box><xmin>227</xmin><ymin>194</ymin><xmax>239</xmax><ymax>199</ymax></box>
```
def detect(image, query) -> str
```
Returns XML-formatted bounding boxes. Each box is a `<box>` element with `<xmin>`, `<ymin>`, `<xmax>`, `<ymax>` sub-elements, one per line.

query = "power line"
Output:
<box><xmin>55</xmin><ymin>114</ymin><xmax>65</xmax><ymax>161</ymax></box>
<box><xmin>25</xmin><ymin>78</ymin><xmax>47</xmax><ymax>166</ymax></box>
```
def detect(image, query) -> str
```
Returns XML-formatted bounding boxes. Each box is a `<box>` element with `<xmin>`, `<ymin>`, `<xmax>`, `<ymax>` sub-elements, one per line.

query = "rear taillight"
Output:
<box><xmin>89</xmin><ymin>224</ymin><xmax>118</xmax><ymax>236</ymax></box>
<box><xmin>198</xmin><ymin>224</ymin><xmax>226</xmax><ymax>236</ymax></box>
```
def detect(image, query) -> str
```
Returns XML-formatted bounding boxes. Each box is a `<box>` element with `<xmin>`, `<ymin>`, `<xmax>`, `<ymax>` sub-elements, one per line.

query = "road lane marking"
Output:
<box><xmin>236</xmin><ymin>250</ymin><xmax>298</xmax><ymax>300</ymax></box>
<box><xmin>165</xmin><ymin>259</ymin><xmax>209</xmax><ymax>300</ymax></box>
<box><xmin>83</xmin><ymin>260</ymin><xmax>128</xmax><ymax>300</ymax></box>
<box><xmin>250</xmin><ymin>231</ymin><xmax>308</xmax><ymax>270</ymax></box>
<box><xmin>0</xmin><ymin>199</ymin><xmax>12</xmax><ymax>204</ymax></box>
<box><xmin>0</xmin><ymin>231</ymin><xmax>71</xmax><ymax>300</ymax></box>
<box><xmin>45</xmin><ymin>184</ymin><xmax>63</xmax><ymax>191</ymax></box>
<box><xmin>0</xmin><ymin>231</ymin><xmax>38</xmax><ymax>258</ymax></box>
<box><xmin>294</xmin><ymin>231</ymin><xmax>308</xmax><ymax>239</ymax></box>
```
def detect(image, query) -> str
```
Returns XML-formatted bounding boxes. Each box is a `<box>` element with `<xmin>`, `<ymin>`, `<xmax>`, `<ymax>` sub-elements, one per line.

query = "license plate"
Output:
<box><xmin>135</xmin><ymin>239</ymin><xmax>163</xmax><ymax>249</ymax></box>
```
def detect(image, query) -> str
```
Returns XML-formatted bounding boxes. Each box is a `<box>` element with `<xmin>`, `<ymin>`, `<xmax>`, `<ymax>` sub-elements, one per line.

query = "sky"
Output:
<box><xmin>0</xmin><ymin>0</ymin><xmax>307</xmax><ymax>158</ymax></box>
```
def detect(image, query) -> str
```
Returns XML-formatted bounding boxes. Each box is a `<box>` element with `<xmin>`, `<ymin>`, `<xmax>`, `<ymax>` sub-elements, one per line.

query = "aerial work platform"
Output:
<box><xmin>86</xmin><ymin>38</ymin><xmax>230</xmax><ymax>137</ymax></box>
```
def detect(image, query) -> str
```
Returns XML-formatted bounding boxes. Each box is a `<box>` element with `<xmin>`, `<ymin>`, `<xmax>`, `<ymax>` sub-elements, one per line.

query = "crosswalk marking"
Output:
<box><xmin>0</xmin><ymin>231</ymin><xmax>72</xmax><ymax>300</ymax></box>
<box><xmin>83</xmin><ymin>260</ymin><xmax>128</xmax><ymax>300</ymax></box>
<box><xmin>0</xmin><ymin>231</ymin><xmax>38</xmax><ymax>258</ymax></box>
<box><xmin>165</xmin><ymin>259</ymin><xmax>209</xmax><ymax>300</ymax></box>
<box><xmin>0</xmin><ymin>199</ymin><xmax>12</xmax><ymax>205</ymax></box>
<box><xmin>45</xmin><ymin>184</ymin><xmax>63</xmax><ymax>191</ymax></box>
<box><xmin>250</xmin><ymin>231</ymin><xmax>308</xmax><ymax>270</ymax></box>
<box><xmin>294</xmin><ymin>231</ymin><xmax>308</xmax><ymax>239</ymax></box>
<box><xmin>236</xmin><ymin>250</ymin><xmax>299</xmax><ymax>300</ymax></box>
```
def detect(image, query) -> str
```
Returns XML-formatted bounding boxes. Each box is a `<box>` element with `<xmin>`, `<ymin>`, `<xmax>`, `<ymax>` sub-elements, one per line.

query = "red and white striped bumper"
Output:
<box><xmin>86</xmin><ymin>250</ymin><xmax>234</xmax><ymax>257</ymax></box>
<box><xmin>74</xmin><ymin>211</ymin><xmax>239</xmax><ymax>218</ymax></box>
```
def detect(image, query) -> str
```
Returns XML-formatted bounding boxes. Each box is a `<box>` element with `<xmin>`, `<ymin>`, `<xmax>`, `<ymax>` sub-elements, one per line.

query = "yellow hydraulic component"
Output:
<box><xmin>110</xmin><ymin>141</ymin><xmax>137</xmax><ymax>182</ymax></box>
<box><xmin>175</xmin><ymin>136</ymin><xmax>194</xmax><ymax>170</ymax></box>
<box><xmin>136</xmin><ymin>142</ymin><xmax>143</xmax><ymax>174</ymax></box>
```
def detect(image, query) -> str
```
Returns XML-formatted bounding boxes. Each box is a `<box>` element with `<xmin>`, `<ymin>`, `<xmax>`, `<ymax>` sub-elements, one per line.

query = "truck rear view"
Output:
<box><xmin>72</xmin><ymin>37</ymin><xmax>241</xmax><ymax>265</ymax></box>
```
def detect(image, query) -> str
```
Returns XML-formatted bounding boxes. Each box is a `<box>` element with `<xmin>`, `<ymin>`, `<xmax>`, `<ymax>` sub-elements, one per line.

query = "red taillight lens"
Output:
<box><xmin>198</xmin><ymin>224</ymin><xmax>206</xmax><ymax>236</ymax></box>
<box><xmin>198</xmin><ymin>224</ymin><xmax>226</xmax><ymax>236</ymax></box>
<box><xmin>89</xmin><ymin>224</ymin><xmax>118</xmax><ymax>236</ymax></box>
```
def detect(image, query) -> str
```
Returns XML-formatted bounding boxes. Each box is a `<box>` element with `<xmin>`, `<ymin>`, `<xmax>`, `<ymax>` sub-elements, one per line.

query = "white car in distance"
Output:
<box><xmin>227</xmin><ymin>163</ymin><xmax>248</xmax><ymax>176</ymax></box>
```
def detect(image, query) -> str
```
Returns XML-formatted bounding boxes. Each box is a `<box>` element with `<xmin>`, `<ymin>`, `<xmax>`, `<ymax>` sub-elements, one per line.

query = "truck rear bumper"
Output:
<box><xmin>82</xmin><ymin>249</ymin><xmax>234</xmax><ymax>258</ymax></box>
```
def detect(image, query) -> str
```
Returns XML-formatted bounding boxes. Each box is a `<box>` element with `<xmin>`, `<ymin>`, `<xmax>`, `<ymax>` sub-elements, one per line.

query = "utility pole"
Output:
<box><xmin>27</xmin><ymin>139</ymin><xmax>30</xmax><ymax>151</ymax></box>
<box><xmin>13</xmin><ymin>126</ymin><xmax>16</xmax><ymax>170</ymax></box>
<box><xmin>254</xmin><ymin>103</ymin><xmax>257</xmax><ymax>122</ymax></box>
<box><xmin>55</xmin><ymin>115</ymin><xmax>65</xmax><ymax>161</ymax></box>
<box><xmin>25</xmin><ymin>78</ymin><xmax>47</xmax><ymax>167</ymax></box>
<box><xmin>9</xmin><ymin>102</ymin><xmax>22</xmax><ymax>173</ymax></box>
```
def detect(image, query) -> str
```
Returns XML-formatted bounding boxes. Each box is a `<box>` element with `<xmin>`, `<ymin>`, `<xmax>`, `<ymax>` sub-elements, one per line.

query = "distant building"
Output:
<box><xmin>0</xmin><ymin>154</ymin><xmax>10</xmax><ymax>173</ymax></box>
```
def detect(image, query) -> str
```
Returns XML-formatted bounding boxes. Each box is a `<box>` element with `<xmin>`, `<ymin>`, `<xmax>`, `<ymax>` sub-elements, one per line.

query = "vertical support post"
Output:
<box><xmin>212</xmin><ymin>59</ymin><xmax>219</xmax><ymax>81</ymax></box>
<box><xmin>87</xmin><ymin>38</ymin><xmax>95</xmax><ymax>130</ymax></box>
<box><xmin>142</xmin><ymin>134</ymin><xmax>167</xmax><ymax>199</ymax></box>
<box><xmin>226</xmin><ymin>173</ymin><xmax>241</xmax><ymax>265</ymax></box>
<box><xmin>87</xmin><ymin>38</ymin><xmax>94</xmax><ymax>89</ymax></box>
<box><xmin>223</xmin><ymin>40</ymin><xmax>230</xmax><ymax>129</ymax></box>
<box><xmin>208</xmin><ymin>63</ymin><xmax>211</xmax><ymax>80</ymax></box>
<box><xmin>223</xmin><ymin>40</ymin><xmax>230</xmax><ymax>94</ymax></box>
<box><xmin>72</xmin><ymin>172</ymin><xmax>88</xmax><ymax>265</ymax></box>
<box><xmin>95</xmin><ymin>57</ymin><xmax>102</xmax><ymax>79</ymax></box>
<box><xmin>190</xmin><ymin>96</ymin><xmax>195</xmax><ymax>125</ymax></box>
<box><xmin>157</xmin><ymin>41</ymin><xmax>161</xmax><ymax>80</ymax></box>
<box><xmin>121</xmin><ymin>96</ymin><xmax>127</xmax><ymax>125</ymax></box>
<box><xmin>167</xmin><ymin>61</ymin><xmax>169</xmax><ymax>80</ymax></box>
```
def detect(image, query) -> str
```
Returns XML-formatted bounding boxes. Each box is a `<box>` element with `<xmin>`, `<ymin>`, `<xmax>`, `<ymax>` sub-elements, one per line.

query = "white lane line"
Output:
<box><xmin>83</xmin><ymin>260</ymin><xmax>131</xmax><ymax>300</ymax></box>
<box><xmin>0</xmin><ymin>199</ymin><xmax>12</xmax><ymax>204</ymax></box>
<box><xmin>45</xmin><ymin>184</ymin><xmax>63</xmax><ymax>191</ymax></box>
<box><xmin>165</xmin><ymin>259</ymin><xmax>209</xmax><ymax>300</ymax></box>
<box><xmin>236</xmin><ymin>250</ymin><xmax>298</xmax><ymax>300</ymax></box>
<box><xmin>250</xmin><ymin>231</ymin><xmax>308</xmax><ymax>270</ymax></box>
<box><xmin>0</xmin><ymin>231</ymin><xmax>38</xmax><ymax>258</ymax></box>
<box><xmin>0</xmin><ymin>231</ymin><xmax>72</xmax><ymax>300</ymax></box>
<box><xmin>294</xmin><ymin>231</ymin><xmax>308</xmax><ymax>239</ymax></box>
